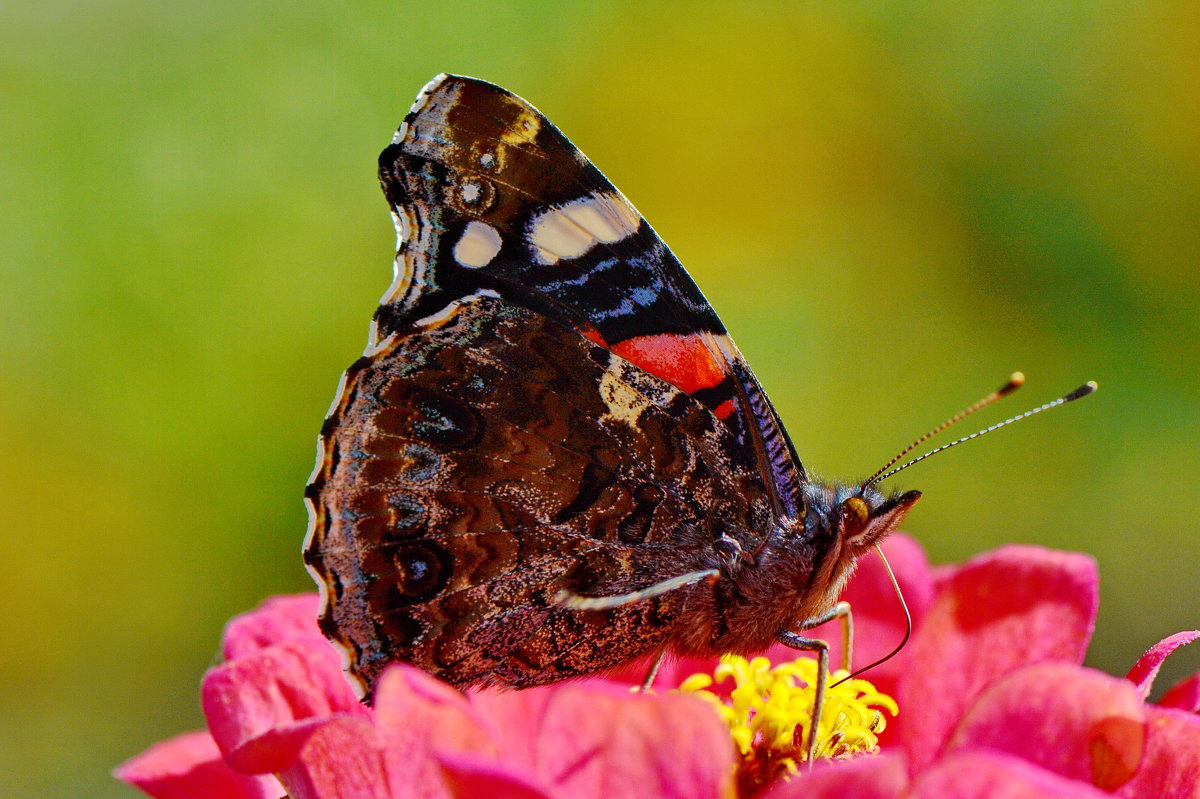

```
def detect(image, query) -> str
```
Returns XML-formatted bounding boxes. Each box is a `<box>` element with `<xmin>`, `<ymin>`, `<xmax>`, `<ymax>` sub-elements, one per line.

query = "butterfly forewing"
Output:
<box><xmin>376</xmin><ymin>74</ymin><xmax>806</xmax><ymax>515</ymax></box>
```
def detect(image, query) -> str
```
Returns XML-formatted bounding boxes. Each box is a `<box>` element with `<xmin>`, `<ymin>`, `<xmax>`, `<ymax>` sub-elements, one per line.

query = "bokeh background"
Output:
<box><xmin>3</xmin><ymin>1</ymin><xmax>1198</xmax><ymax>795</ymax></box>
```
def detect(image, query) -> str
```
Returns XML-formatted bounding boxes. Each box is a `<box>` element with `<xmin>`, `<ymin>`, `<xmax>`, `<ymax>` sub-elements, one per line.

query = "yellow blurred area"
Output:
<box><xmin>2</xmin><ymin>2</ymin><xmax>1197</xmax><ymax>795</ymax></box>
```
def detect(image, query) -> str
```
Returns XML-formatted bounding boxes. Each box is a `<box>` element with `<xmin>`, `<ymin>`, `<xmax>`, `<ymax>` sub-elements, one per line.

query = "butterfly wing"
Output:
<box><xmin>374</xmin><ymin>74</ymin><xmax>806</xmax><ymax>518</ymax></box>
<box><xmin>304</xmin><ymin>294</ymin><xmax>774</xmax><ymax>692</ymax></box>
<box><xmin>305</xmin><ymin>75</ymin><xmax>810</xmax><ymax>695</ymax></box>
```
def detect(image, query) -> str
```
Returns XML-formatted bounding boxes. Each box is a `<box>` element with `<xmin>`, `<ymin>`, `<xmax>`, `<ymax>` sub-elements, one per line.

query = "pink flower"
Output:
<box><xmin>115</xmin><ymin>594</ymin><xmax>735</xmax><ymax>799</ymax></box>
<box><xmin>116</xmin><ymin>538</ymin><xmax>1200</xmax><ymax>799</ymax></box>
<box><xmin>756</xmin><ymin>536</ymin><xmax>1200</xmax><ymax>799</ymax></box>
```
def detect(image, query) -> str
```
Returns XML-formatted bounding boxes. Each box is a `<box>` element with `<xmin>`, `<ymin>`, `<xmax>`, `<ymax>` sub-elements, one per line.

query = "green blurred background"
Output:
<box><xmin>2</xmin><ymin>1</ymin><xmax>1197</xmax><ymax>795</ymax></box>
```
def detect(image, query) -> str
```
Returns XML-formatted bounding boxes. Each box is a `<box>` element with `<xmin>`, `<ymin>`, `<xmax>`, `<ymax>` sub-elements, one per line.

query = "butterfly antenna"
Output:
<box><xmin>862</xmin><ymin>372</ymin><xmax>1026</xmax><ymax>490</ymax></box>
<box><xmin>868</xmin><ymin>380</ymin><xmax>1098</xmax><ymax>487</ymax></box>
<box><xmin>831</xmin><ymin>545</ymin><xmax>910</xmax><ymax>687</ymax></box>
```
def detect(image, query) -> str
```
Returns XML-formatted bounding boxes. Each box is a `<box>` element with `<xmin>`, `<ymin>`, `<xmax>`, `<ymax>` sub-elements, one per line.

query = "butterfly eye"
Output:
<box><xmin>841</xmin><ymin>497</ymin><xmax>870</xmax><ymax>530</ymax></box>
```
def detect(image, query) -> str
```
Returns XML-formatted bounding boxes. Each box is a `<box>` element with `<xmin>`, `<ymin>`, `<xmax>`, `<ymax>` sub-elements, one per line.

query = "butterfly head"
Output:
<box><xmin>737</xmin><ymin>481</ymin><xmax>920</xmax><ymax>636</ymax></box>
<box><xmin>802</xmin><ymin>482</ymin><xmax>922</xmax><ymax>562</ymax></box>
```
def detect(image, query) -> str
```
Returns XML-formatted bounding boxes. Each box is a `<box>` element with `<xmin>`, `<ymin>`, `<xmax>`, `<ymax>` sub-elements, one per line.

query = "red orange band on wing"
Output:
<box><xmin>580</xmin><ymin>327</ymin><xmax>734</xmax><ymax>417</ymax></box>
<box><xmin>609</xmin><ymin>333</ymin><xmax>729</xmax><ymax>396</ymax></box>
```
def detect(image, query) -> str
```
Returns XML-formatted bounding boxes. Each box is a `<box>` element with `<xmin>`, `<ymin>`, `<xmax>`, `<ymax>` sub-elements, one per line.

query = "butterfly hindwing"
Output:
<box><xmin>304</xmin><ymin>295</ymin><xmax>774</xmax><ymax>691</ymax></box>
<box><xmin>375</xmin><ymin>74</ymin><xmax>807</xmax><ymax>516</ymax></box>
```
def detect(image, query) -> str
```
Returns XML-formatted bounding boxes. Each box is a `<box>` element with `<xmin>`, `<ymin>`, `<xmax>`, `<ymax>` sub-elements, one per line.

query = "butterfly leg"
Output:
<box><xmin>639</xmin><ymin>650</ymin><xmax>667</xmax><ymax>693</ymax></box>
<box><xmin>775</xmin><ymin>629</ymin><xmax>830</xmax><ymax>767</ymax></box>
<box><xmin>797</xmin><ymin>600</ymin><xmax>853</xmax><ymax>672</ymax></box>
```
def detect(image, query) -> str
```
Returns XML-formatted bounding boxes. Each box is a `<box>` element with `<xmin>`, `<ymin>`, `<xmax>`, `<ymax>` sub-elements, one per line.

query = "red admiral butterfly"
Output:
<box><xmin>303</xmin><ymin>75</ymin><xmax>1093</xmax><ymax>713</ymax></box>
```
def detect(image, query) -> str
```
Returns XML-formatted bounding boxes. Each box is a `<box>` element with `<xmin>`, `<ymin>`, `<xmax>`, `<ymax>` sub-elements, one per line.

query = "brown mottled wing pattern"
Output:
<box><xmin>304</xmin><ymin>295</ymin><xmax>773</xmax><ymax>694</ymax></box>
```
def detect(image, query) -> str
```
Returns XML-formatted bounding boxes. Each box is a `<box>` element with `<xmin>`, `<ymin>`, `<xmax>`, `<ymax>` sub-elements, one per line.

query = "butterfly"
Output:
<box><xmin>303</xmin><ymin>74</ymin><xmax>923</xmax><ymax>704</ymax></box>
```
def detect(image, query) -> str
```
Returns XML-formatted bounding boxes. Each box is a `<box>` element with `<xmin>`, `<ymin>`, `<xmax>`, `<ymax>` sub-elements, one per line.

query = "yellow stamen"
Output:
<box><xmin>678</xmin><ymin>655</ymin><xmax>898</xmax><ymax>792</ymax></box>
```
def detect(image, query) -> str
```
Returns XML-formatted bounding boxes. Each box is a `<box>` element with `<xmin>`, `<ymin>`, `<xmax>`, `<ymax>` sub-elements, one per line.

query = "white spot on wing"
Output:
<box><xmin>453</xmin><ymin>221</ymin><xmax>502</xmax><ymax>268</ymax></box>
<box><xmin>460</xmin><ymin>182</ymin><xmax>481</xmax><ymax>203</ymax></box>
<box><xmin>528</xmin><ymin>191</ymin><xmax>642</xmax><ymax>265</ymax></box>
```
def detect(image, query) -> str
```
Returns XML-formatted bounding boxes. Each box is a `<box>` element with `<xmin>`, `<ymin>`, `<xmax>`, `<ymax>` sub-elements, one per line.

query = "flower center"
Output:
<box><xmin>679</xmin><ymin>655</ymin><xmax>898</xmax><ymax>794</ymax></box>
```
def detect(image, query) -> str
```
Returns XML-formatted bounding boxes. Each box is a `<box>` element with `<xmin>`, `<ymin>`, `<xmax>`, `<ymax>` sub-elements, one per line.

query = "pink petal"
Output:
<box><xmin>910</xmin><ymin>749</ymin><xmax>1111</xmax><ymax>798</ymax></box>
<box><xmin>274</xmin><ymin>715</ymin><xmax>389</xmax><ymax>799</ymax></box>
<box><xmin>202</xmin><ymin>642</ymin><xmax>370</xmax><ymax>773</ymax></box>
<box><xmin>223</xmin><ymin>594</ymin><xmax>327</xmax><ymax>660</ymax></box>
<box><xmin>758</xmin><ymin>752</ymin><xmax>909</xmax><ymax>799</ymax></box>
<box><xmin>1126</xmin><ymin>631</ymin><xmax>1200</xmax><ymax>699</ymax></box>
<box><xmin>437</xmin><ymin>752</ymin><xmax>557</xmax><ymax>799</ymax></box>
<box><xmin>899</xmin><ymin>545</ymin><xmax>1098</xmax><ymax>771</ymax></box>
<box><xmin>947</xmin><ymin>662</ymin><xmax>1146</xmax><ymax>791</ymax></box>
<box><xmin>1123</xmin><ymin>707</ymin><xmax>1200</xmax><ymax>799</ymax></box>
<box><xmin>114</xmin><ymin>730</ymin><xmax>284</xmax><ymax>799</ymax></box>
<box><xmin>532</xmin><ymin>682</ymin><xmax>735</xmax><ymax>799</ymax></box>
<box><xmin>373</xmin><ymin>665</ymin><xmax>499</xmax><ymax>799</ymax></box>
<box><xmin>470</xmin><ymin>684</ymin><xmax>557</xmax><ymax>766</ymax></box>
<box><xmin>1160</xmin><ymin>673</ymin><xmax>1200</xmax><ymax>713</ymax></box>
